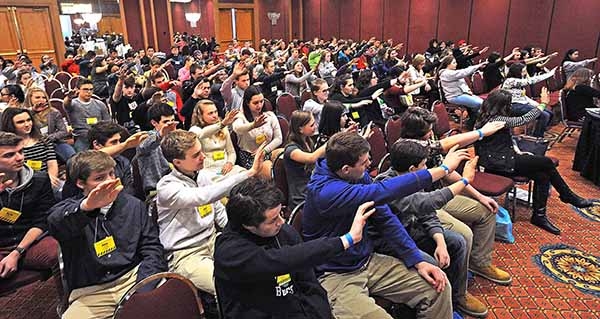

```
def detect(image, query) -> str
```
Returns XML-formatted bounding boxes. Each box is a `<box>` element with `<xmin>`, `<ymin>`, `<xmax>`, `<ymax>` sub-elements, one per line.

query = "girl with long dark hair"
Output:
<box><xmin>474</xmin><ymin>89</ymin><xmax>593</xmax><ymax>235</ymax></box>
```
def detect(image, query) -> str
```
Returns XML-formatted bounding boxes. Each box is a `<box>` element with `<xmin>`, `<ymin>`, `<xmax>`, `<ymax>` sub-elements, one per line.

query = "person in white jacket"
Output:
<box><xmin>156</xmin><ymin>129</ymin><xmax>265</xmax><ymax>294</ymax></box>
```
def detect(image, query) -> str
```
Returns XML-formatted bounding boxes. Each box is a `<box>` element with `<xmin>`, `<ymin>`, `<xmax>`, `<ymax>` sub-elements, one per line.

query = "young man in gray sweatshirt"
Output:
<box><xmin>156</xmin><ymin>129</ymin><xmax>265</xmax><ymax>294</ymax></box>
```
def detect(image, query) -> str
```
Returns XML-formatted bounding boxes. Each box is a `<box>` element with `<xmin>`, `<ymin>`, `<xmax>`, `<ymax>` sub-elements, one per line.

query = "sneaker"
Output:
<box><xmin>470</xmin><ymin>264</ymin><xmax>512</xmax><ymax>286</ymax></box>
<box><xmin>456</xmin><ymin>292</ymin><xmax>488</xmax><ymax>318</ymax></box>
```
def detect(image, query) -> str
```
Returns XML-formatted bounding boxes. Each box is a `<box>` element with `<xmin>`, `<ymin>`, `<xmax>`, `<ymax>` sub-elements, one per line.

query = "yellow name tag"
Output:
<box><xmin>0</xmin><ymin>207</ymin><xmax>21</xmax><ymax>224</ymax></box>
<box><xmin>86</xmin><ymin>117</ymin><xmax>98</xmax><ymax>125</ymax></box>
<box><xmin>197</xmin><ymin>204</ymin><xmax>213</xmax><ymax>218</ymax></box>
<box><xmin>255</xmin><ymin>134</ymin><xmax>267</xmax><ymax>145</ymax></box>
<box><xmin>27</xmin><ymin>160</ymin><xmax>43</xmax><ymax>171</ymax></box>
<box><xmin>276</xmin><ymin>273</ymin><xmax>291</xmax><ymax>286</ymax></box>
<box><xmin>168</xmin><ymin>163</ymin><xmax>174</xmax><ymax>171</ymax></box>
<box><xmin>94</xmin><ymin>236</ymin><xmax>116</xmax><ymax>258</ymax></box>
<box><xmin>212</xmin><ymin>151</ymin><xmax>225</xmax><ymax>161</ymax></box>
<box><xmin>351</xmin><ymin>111</ymin><xmax>360</xmax><ymax>119</ymax></box>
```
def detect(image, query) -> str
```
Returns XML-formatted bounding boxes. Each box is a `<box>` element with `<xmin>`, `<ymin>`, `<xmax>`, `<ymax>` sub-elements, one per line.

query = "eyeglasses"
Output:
<box><xmin>80</xmin><ymin>88</ymin><xmax>94</xmax><ymax>91</ymax></box>
<box><xmin>320</xmin><ymin>88</ymin><xmax>330</xmax><ymax>92</ymax></box>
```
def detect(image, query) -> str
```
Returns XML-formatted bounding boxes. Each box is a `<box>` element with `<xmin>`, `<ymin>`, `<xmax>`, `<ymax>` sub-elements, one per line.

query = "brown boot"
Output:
<box><xmin>456</xmin><ymin>292</ymin><xmax>488</xmax><ymax>318</ymax></box>
<box><xmin>470</xmin><ymin>264</ymin><xmax>512</xmax><ymax>285</ymax></box>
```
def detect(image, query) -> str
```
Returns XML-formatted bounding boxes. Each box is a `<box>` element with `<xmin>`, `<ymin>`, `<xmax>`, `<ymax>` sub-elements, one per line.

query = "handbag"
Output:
<box><xmin>513</xmin><ymin>135</ymin><xmax>548</xmax><ymax>156</ymax></box>
<box><xmin>495</xmin><ymin>206</ymin><xmax>515</xmax><ymax>244</ymax></box>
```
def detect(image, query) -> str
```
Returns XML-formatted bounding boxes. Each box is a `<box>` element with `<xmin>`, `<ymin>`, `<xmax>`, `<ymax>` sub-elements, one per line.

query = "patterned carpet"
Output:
<box><xmin>0</xmin><ymin>125</ymin><xmax>599</xmax><ymax>319</ymax></box>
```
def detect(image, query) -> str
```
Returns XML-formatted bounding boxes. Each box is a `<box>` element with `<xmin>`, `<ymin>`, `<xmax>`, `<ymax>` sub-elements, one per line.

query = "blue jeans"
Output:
<box><xmin>54</xmin><ymin>142</ymin><xmax>76</xmax><ymax>163</ymax></box>
<box><xmin>73</xmin><ymin>136</ymin><xmax>89</xmax><ymax>152</ymax></box>
<box><xmin>511</xmin><ymin>103</ymin><xmax>552</xmax><ymax>137</ymax></box>
<box><xmin>448</xmin><ymin>94</ymin><xmax>483</xmax><ymax>129</ymax></box>
<box><xmin>418</xmin><ymin>230</ymin><xmax>468</xmax><ymax>303</ymax></box>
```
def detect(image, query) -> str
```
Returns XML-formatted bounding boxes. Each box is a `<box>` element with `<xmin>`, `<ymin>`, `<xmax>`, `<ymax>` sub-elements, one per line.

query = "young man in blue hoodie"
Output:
<box><xmin>303</xmin><ymin>131</ymin><xmax>470</xmax><ymax>319</ymax></box>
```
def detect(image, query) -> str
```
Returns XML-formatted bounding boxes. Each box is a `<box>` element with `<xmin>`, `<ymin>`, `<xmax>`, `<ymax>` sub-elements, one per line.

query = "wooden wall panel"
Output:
<box><xmin>360</xmin><ymin>0</ymin><xmax>384</xmax><ymax>41</ymax></box>
<box><xmin>153</xmin><ymin>0</ymin><xmax>171</xmax><ymax>52</ymax></box>
<box><xmin>468</xmin><ymin>0</ymin><xmax>509</xmax><ymax>53</ymax></box>
<box><xmin>547</xmin><ymin>0</ymin><xmax>600</xmax><ymax>71</ymax></box>
<box><xmin>338</xmin><ymin>0</ymin><xmax>360</xmax><ymax>40</ymax></box>
<box><xmin>437</xmin><ymin>0</ymin><xmax>471</xmax><ymax>44</ymax></box>
<box><xmin>291</xmin><ymin>0</ymin><xmax>302</xmax><ymax>39</ymax></box>
<box><xmin>382</xmin><ymin>0</ymin><xmax>409</xmax><ymax>52</ymax></box>
<box><xmin>320</xmin><ymin>0</ymin><xmax>339</xmax><ymax>40</ymax></box>
<box><xmin>505</xmin><ymin>0</ymin><xmax>553</xmax><ymax>55</ymax></box>
<box><xmin>407</xmin><ymin>0</ymin><xmax>439</xmax><ymax>53</ymax></box>
<box><xmin>302</xmin><ymin>0</ymin><xmax>321</xmax><ymax>40</ymax></box>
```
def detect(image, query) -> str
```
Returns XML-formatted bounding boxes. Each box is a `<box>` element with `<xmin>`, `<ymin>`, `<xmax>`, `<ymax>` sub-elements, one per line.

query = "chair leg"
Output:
<box><xmin>510</xmin><ymin>187</ymin><xmax>517</xmax><ymax>221</ymax></box>
<box><xmin>527</xmin><ymin>181</ymin><xmax>533</xmax><ymax>207</ymax></box>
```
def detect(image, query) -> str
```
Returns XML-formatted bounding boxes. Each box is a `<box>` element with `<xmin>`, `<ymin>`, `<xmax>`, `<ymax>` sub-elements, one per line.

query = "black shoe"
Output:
<box><xmin>559</xmin><ymin>194</ymin><xmax>595</xmax><ymax>208</ymax></box>
<box><xmin>530</xmin><ymin>208</ymin><xmax>561</xmax><ymax>235</ymax></box>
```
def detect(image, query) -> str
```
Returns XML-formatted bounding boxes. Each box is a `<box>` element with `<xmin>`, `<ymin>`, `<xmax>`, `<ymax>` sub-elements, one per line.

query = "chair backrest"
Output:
<box><xmin>50</xmin><ymin>87</ymin><xmax>65</xmax><ymax>100</ymax></box>
<box><xmin>300</xmin><ymin>90</ymin><xmax>312</xmax><ymax>107</ymax></box>
<box><xmin>384</xmin><ymin>116</ymin><xmax>403</xmax><ymax>145</ymax></box>
<box><xmin>54</xmin><ymin>72</ymin><xmax>72</xmax><ymax>88</ymax></box>
<box><xmin>49</xmin><ymin>98</ymin><xmax>69</xmax><ymax>120</ymax></box>
<box><xmin>471</xmin><ymin>72</ymin><xmax>486</xmax><ymax>95</ymax></box>
<box><xmin>163</xmin><ymin>64</ymin><xmax>176</xmax><ymax>81</ymax></box>
<box><xmin>263</xmin><ymin>98</ymin><xmax>273</xmax><ymax>112</ymax></box>
<box><xmin>431</xmin><ymin>101</ymin><xmax>453</xmax><ymax>138</ymax></box>
<box><xmin>531</xmin><ymin>80</ymin><xmax>545</xmax><ymax>98</ymax></box>
<box><xmin>44</xmin><ymin>78</ymin><xmax>63</xmax><ymax>97</ymax></box>
<box><xmin>113</xmin><ymin>272</ymin><xmax>204</xmax><ymax>319</ymax></box>
<box><xmin>377</xmin><ymin>153</ymin><xmax>391</xmax><ymax>173</ymax></box>
<box><xmin>276</xmin><ymin>93</ymin><xmax>298</xmax><ymax>120</ymax></box>
<box><xmin>547</xmin><ymin>66</ymin><xmax>565</xmax><ymax>92</ymax></box>
<box><xmin>366</xmin><ymin>125</ymin><xmax>387</xmax><ymax>172</ymax></box>
<box><xmin>288</xmin><ymin>201</ymin><xmax>305</xmax><ymax>234</ymax></box>
<box><xmin>277</xmin><ymin>115</ymin><xmax>290</xmax><ymax>141</ymax></box>
<box><xmin>271</xmin><ymin>153</ymin><xmax>289</xmax><ymax>207</ymax></box>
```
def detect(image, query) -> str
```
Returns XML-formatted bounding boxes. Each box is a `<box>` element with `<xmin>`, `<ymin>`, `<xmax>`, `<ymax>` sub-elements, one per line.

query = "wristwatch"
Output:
<box><xmin>14</xmin><ymin>246</ymin><xmax>26</xmax><ymax>256</ymax></box>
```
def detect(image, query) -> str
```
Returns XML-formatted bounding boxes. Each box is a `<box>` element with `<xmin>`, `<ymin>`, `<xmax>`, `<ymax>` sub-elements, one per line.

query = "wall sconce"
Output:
<box><xmin>267</xmin><ymin>12</ymin><xmax>280</xmax><ymax>26</ymax></box>
<box><xmin>185</xmin><ymin>12</ymin><xmax>201</xmax><ymax>27</ymax></box>
<box><xmin>82</xmin><ymin>13</ymin><xmax>103</xmax><ymax>25</ymax></box>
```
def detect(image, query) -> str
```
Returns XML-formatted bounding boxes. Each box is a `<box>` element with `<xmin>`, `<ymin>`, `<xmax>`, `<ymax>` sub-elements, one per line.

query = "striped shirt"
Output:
<box><xmin>23</xmin><ymin>139</ymin><xmax>56</xmax><ymax>172</ymax></box>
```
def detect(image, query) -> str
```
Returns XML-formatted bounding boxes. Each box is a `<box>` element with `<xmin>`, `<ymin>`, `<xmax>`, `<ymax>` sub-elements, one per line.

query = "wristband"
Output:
<box><xmin>344</xmin><ymin>233</ymin><xmax>354</xmax><ymax>247</ymax></box>
<box><xmin>440</xmin><ymin>164</ymin><xmax>450</xmax><ymax>175</ymax></box>
<box><xmin>460</xmin><ymin>177</ymin><xmax>469</xmax><ymax>186</ymax></box>
<box><xmin>476</xmin><ymin>129</ymin><xmax>484</xmax><ymax>140</ymax></box>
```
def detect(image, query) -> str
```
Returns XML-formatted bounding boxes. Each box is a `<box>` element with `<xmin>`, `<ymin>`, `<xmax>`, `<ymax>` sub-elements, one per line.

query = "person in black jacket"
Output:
<box><xmin>214</xmin><ymin>178</ymin><xmax>375</xmax><ymax>319</ymax></box>
<box><xmin>258</xmin><ymin>57</ymin><xmax>287</xmax><ymax>107</ymax></box>
<box><xmin>475</xmin><ymin>90</ymin><xmax>594</xmax><ymax>235</ymax></box>
<box><xmin>48</xmin><ymin>150</ymin><xmax>167</xmax><ymax>319</ymax></box>
<box><xmin>0</xmin><ymin>132</ymin><xmax>58</xmax><ymax>282</ymax></box>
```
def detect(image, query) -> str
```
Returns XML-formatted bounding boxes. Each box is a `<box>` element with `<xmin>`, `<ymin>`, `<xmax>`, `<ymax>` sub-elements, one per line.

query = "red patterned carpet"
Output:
<box><xmin>0</xmin><ymin>125</ymin><xmax>599</xmax><ymax>319</ymax></box>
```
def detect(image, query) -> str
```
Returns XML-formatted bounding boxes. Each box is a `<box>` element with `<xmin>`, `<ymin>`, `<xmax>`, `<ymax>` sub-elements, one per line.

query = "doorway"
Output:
<box><xmin>217</xmin><ymin>8</ymin><xmax>254</xmax><ymax>50</ymax></box>
<box><xmin>0</xmin><ymin>6</ymin><xmax>58</xmax><ymax>63</ymax></box>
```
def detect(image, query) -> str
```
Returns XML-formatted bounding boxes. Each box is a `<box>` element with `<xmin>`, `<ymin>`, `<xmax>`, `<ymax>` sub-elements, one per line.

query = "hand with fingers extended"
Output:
<box><xmin>222</xmin><ymin>110</ymin><xmax>240</xmax><ymax>127</ymax></box>
<box><xmin>342</xmin><ymin>201</ymin><xmax>377</xmax><ymax>249</ymax></box>
<box><xmin>159</xmin><ymin>121</ymin><xmax>179</xmax><ymax>138</ymax></box>
<box><xmin>252</xmin><ymin>114</ymin><xmax>268</xmax><ymax>129</ymax></box>
<box><xmin>248</xmin><ymin>143</ymin><xmax>266</xmax><ymax>177</ymax></box>
<box><xmin>479</xmin><ymin>121</ymin><xmax>505</xmax><ymax>137</ymax></box>
<box><xmin>81</xmin><ymin>178</ymin><xmax>123</xmax><ymax>211</ymax></box>
<box><xmin>124</xmin><ymin>132</ymin><xmax>149</xmax><ymax>149</ymax></box>
<box><xmin>441</xmin><ymin>144</ymin><xmax>471</xmax><ymax>173</ymax></box>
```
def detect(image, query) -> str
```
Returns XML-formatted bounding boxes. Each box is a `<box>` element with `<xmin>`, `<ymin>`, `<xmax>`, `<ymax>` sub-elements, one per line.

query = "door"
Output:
<box><xmin>216</xmin><ymin>8</ymin><xmax>254</xmax><ymax>50</ymax></box>
<box><xmin>0</xmin><ymin>6</ymin><xmax>58</xmax><ymax>63</ymax></box>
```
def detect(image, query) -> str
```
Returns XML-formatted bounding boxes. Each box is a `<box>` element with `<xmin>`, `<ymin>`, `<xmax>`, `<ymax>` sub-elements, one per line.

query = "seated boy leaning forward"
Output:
<box><xmin>0</xmin><ymin>132</ymin><xmax>59</xmax><ymax>291</ymax></box>
<box><xmin>214</xmin><ymin>177</ymin><xmax>376</xmax><ymax>319</ymax></box>
<box><xmin>303</xmin><ymin>131</ymin><xmax>461</xmax><ymax>319</ymax></box>
<box><xmin>375</xmin><ymin>139</ymin><xmax>487</xmax><ymax>317</ymax></box>
<box><xmin>156</xmin><ymin>130</ymin><xmax>266</xmax><ymax>295</ymax></box>
<box><xmin>48</xmin><ymin>150</ymin><xmax>168</xmax><ymax>319</ymax></box>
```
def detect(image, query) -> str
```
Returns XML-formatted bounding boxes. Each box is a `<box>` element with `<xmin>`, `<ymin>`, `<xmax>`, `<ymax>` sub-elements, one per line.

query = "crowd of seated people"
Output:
<box><xmin>0</xmin><ymin>31</ymin><xmax>598</xmax><ymax>319</ymax></box>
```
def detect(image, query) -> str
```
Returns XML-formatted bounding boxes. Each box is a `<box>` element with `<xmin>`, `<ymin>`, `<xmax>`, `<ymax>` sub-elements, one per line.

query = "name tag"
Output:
<box><xmin>0</xmin><ymin>207</ymin><xmax>21</xmax><ymax>224</ymax></box>
<box><xmin>271</xmin><ymin>86</ymin><xmax>277</xmax><ymax>93</ymax></box>
<box><xmin>276</xmin><ymin>273</ymin><xmax>291</xmax><ymax>286</ymax></box>
<box><xmin>197</xmin><ymin>204</ymin><xmax>213</xmax><ymax>218</ymax></box>
<box><xmin>40</xmin><ymin>126</ymin><xmax>49</xmax><ymax>135</ymax></box>
<box><xmin>275</xmin><ymin>273</ymin><xmax>294</xmax><ymax>297</ymax></box>
<box><xmin>351</xmin><ymin>111</ymin><xmax>360</xmax><ymax>119</ymax></box>
<box><xmin>27</xmin><ymin>160</ymin><xmax>43</xmax><ymax>171</ymax></box>
<box><xmin>255</xmin><ymin>134</ymin><xmax>267</xmax><ymax>145</ymax></box>
<box><xmin>86</xmin><ymin>117</ymin><xmax>98</xmax><ymax>125</ymax></box>
<box><xmin>212</xmin><ymin>151</ymin><xmax>225</xmax><ymax>161</ymax></box>
<box><xmin>128</xmin><ymin>101</ymin><xmax>138</xmax><ymax>110</ymax></box>
<box><xmin>94</xmin><ymin>236</ymin><xmax>116</xmax><ymax>258</ymax></box>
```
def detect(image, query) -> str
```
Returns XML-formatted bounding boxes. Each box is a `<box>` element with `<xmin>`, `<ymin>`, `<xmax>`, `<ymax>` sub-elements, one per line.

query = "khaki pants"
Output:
<box><xmin>436</xmin><ymin>195</ymin><xmax>495</xmax><ymax>268</ymax></box>
<box><xmin>168</xmin><ymin>232</ymin><xmax>216</xmax><ymax>295</ymax></box>
<box><xmin>319</xmin><ymin>253</ymin><xmax>452</xmax><ymax>319</ymax></box>
<box><xmin>63</xmin><ymin>266</ymin><xmax>138</xmax><ymax>319</ymax></box>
